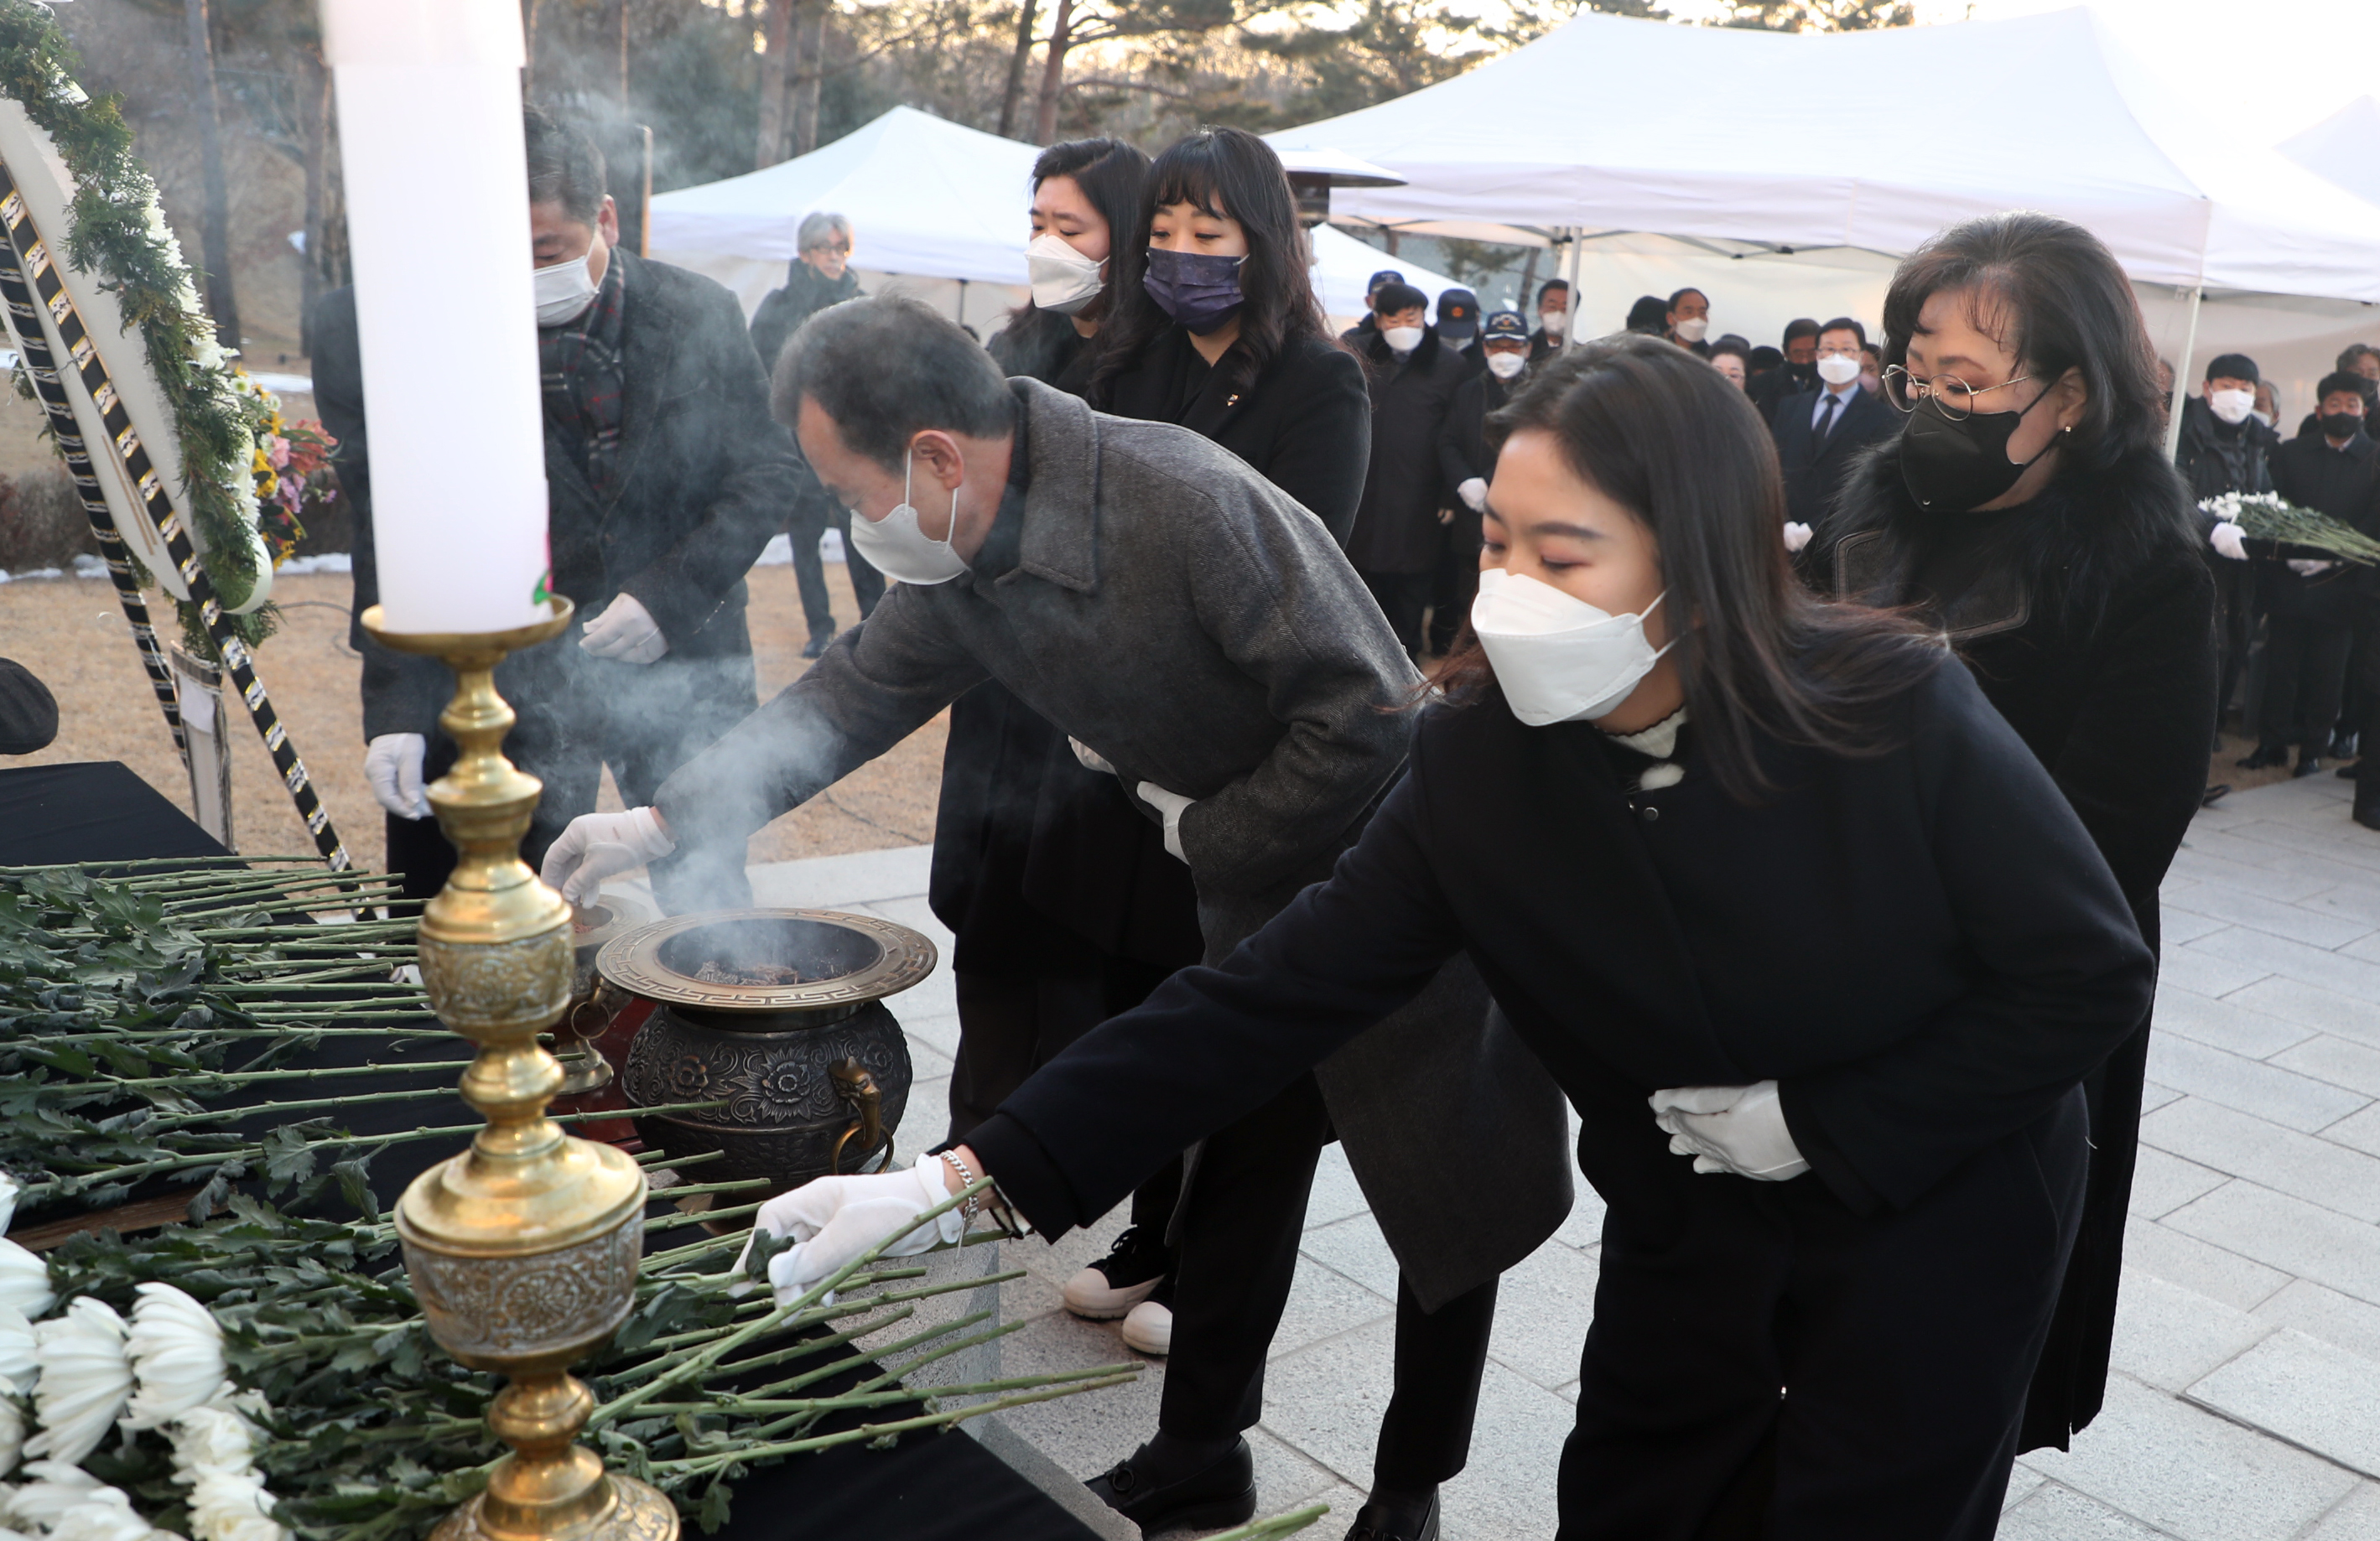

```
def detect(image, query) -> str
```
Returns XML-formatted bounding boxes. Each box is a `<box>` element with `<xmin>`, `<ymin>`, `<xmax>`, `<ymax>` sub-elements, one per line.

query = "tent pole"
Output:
<box><xmin>1560</xmin><ymin>228</ymin><xmax>1582</xmax><ymax>351</ymax></box>
<box><xmin>2162</xmin><ymin>283</ymin><xmax>2202</xmax><ymax>461</ymax></box>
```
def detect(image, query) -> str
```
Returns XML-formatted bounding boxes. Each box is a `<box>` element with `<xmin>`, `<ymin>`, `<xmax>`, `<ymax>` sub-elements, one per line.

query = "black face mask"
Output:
<box><xmin>2323</xmin><ymin>412</ymin><xmax>2363</xmax><ymax>442</ymax></box>
<box><xmin>1787</xmin><ymin>359</ymin><xmax>1816</xmax><ymax>382</ymax></box>
<box><xmin>1899</xmin><ymin>382</ymin><xmax>2058</xmax><ymax>513</ymax></box>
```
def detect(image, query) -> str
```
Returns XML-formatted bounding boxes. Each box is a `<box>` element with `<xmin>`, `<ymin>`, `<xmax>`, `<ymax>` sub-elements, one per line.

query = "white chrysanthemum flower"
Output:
<box><xmin>165</xmin><ymin>1405</ymin><xmax>253</xmax><ymax>1481</ymax></box>
<box><xmin>122</xmin><ymin>1286</ymin><xmax>225</xmax><ymax>1429</ymax></box>
<box><xmin>25</xmin><ymin>1300</ymin><xmax>131</xmax><ymax>1466</ymax></box>
<box><xmin>47</xmin><ymin>1491</ymin><xmax>175</xmax><ymax>1541</ymax></box>
<box><xmin>8</xmin><ymin>1461</ymin><xmax>105</xmax><ymax>1530</ymax></box>
<box><xmin>0</xmin><ymin>1398</ymin><xmax>23</xmax><ymax>1480</ymax></box>
<box><xmin>0</xmin><ymin>1304</ymin><xmax>36</xmax><ymax>1396</ymax></box>
<box><xmin>0</xmin><ymin>1243</ymin><xmax>55</xmax><ymax>1323</ymax></box>
<box><xmin>0</xmin><ymin>1170</ymin><xmax>19</xmax><ymax>1236</ymax></box>
<box><xmin>184</xmin><ymin>1469</ymin><xmax>281</xmax><ymax>1541</ymax></box>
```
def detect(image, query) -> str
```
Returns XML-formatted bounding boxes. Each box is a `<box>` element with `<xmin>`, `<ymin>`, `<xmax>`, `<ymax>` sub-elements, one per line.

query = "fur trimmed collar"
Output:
<box><xmin>1816</xmin><ymin>438</ymin><xmax>2201</xmax><ymax>632</ymax></box>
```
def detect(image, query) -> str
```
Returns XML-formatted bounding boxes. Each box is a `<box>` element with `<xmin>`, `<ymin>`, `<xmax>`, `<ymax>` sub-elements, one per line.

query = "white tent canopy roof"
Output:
<box><xmin>1270</xmin><ymin>7</ymin><xmax>2380</xmax><ymax>305</ymax></box>
<box><xmin>651</xmin><ymin>106</ymin><xmax>1039</xmax><ymax>286</ymax></box>
<box><xmin>2281</xmin><ymin>96</ymin><xmax>2380</xmax><ymax>212</ymax></box>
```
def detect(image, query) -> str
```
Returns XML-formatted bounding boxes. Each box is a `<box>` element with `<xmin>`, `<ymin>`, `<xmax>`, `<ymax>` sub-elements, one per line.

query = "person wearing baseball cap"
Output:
<box><xmin>1432</xmin><ymin>309</ymin><xmax>1531</xmax><ymax>655</ymax></box>
<box><xmin>1342</xmin><ymin>267</ymin><xmax>1406</xmax><ymax>345</ymax></box>
<box><xmin>1436</xmin><ymin>288</ymin><xmax>1481</xmax><ymax>374</ymax></box>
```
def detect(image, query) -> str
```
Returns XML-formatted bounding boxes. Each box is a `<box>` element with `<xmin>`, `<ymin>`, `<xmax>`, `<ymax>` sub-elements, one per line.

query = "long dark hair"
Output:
<box><xmin>990</xmin><ymin>137</ymin><xmax>1151</xmax><ymax>382</ymax></box>
<box><xmin>1086</xmin><ymin>126</ymin><xmax>1333</xmax><ymax>407</ymax></box>
<box><xmin>1437</xmin><ymin>335</ymin><xmax>1944</xmax><ymax>802</ymax></box>
<box><xmin>1879</xmin><ymin>212</ymin><xmax>2166</xmax><ymax>475</ymax></box>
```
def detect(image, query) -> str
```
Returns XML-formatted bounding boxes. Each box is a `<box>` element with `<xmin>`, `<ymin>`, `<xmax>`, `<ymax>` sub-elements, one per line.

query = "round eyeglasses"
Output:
<box><xmin>1882</xmin><ymin>366</ymin><xmax>2040</xmax><ymax>421</ymax></box>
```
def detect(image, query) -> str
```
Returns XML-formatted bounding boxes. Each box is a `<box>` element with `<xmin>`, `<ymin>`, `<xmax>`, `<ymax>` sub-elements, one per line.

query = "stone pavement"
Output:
<box><xmin>661</xmin><ymin>765</ymin><xmax>2380</xmax><ymax>1539</ymax></box>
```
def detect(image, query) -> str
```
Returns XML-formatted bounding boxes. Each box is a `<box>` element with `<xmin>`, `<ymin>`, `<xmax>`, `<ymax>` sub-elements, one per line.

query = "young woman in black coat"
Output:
<box><xmin>756</xmin><ymin>336</ymin><xmax>2154</xmax><ymax>1539</ymax></box>
<box><xmin>1815</xmin><ymin>212</ymin><xmax>2217</xmax><ymax>1453</ymax></box>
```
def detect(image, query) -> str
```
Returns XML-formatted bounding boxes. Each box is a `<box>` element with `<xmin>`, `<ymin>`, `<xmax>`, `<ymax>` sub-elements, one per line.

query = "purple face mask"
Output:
<box><xmin>1143</xmin><ymin>247</ymin><xmax>1246</xmax><ymax>333</ymax></box>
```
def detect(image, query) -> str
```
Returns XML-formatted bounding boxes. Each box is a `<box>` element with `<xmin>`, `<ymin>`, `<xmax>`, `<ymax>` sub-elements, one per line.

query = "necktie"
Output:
<box><xmin>1814</xmin><ymin>392</ymin><xmax>1840</xmax><ymax>444</ymax></box>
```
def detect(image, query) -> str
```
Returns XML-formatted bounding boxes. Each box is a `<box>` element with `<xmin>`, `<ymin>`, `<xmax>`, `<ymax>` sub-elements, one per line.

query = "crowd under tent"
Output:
<box><xmin>1268</xmin><ymin>6</ymin><xmax>2380</xmax><ymax>428</ymax></box>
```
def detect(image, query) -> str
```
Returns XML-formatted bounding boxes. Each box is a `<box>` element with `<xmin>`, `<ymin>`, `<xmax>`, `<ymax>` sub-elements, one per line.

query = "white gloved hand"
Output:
<box><xmin>1649</xmin><ymin>1081</ymin><xmax>1810</xmax><ymax>1180</ymax></box>
<box><xmin>579</xmin><ymin>593</ymin><xmax>669</xmax><ymax>664</ymax></box>
<box><xmin>1069</xmin><ymin>737</ymin><xmax>1116</xmax><ymax>776</ymax></box>
<box><xmin>364</xmin><ymin>733</ymin><xmax>430</xmax><ymax>820</ymax></box>
<box><xmin>539</xmin><ymin>807</ymin><xmax>674</xmax><ymax>905</ymax></box>
<box><xmin>1458</xmin><ymin>477</ymin><xmax>1488</xmax><ymax>513</ymax></box>
<box><xmin>735</xmin><ymin>1155</ymin><xmax>964</xmax><ymax>1305</ymax></box>
<box><xmin>2287</xmin><ymin>558</ymin><xmax>2339</xmax><ymax>577</ymax></box>
<box><xmin>1782</xmin><ymin>521</ymin><xmax>1814</xmax><ymax>553</ymax></box>
<box><xmin>2209</xmin><ymin>521</ymin><xmax>2248</xmax><ymax>561</ymax></box>
<box><xmin>1136</xmin><ymin>782</ymin><xmax>1194</xmax><ymax>864</ymax></box>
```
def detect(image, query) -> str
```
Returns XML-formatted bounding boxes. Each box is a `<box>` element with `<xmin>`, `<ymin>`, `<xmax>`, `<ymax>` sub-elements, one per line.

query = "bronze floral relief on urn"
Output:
<box><xmin>599</xmin><ymin>909</ymin><xmax>935</xmax><ymax>1186</ymax></box>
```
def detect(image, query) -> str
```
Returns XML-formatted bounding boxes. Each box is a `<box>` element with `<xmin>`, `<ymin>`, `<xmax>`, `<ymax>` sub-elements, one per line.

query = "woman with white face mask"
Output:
<box><xmin>768</xmin><ymin>336</ymin><xmax>2155</xmax><ymax>1539</ymax></box>
<box><xmin>986</xmin><ymin>137</ymin><xmax>1150</xmax><ymax>392</ymax></box>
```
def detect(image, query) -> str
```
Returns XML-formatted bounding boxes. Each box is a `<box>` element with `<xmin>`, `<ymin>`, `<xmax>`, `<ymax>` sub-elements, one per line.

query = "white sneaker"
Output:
<box><xmin>1120</xmin><ymin>1297</ymin><xmax>1172</xmax><ymax>1357</ymax></box>
<box><xmin>1061</xmin><ymin>1226</ymin><xmax>1169</xmax><ymax>1320</ymax></box>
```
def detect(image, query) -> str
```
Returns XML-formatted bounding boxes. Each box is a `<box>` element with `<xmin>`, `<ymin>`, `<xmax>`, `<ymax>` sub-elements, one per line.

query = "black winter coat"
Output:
<box><xmin>969</xmin><ymin>660</ymin><xmax>2150</xmax><ymax>1253</ymax></box>
<box><xmin>1345</xmin><ymin>326</ymin><xmax>1469</xmax><ymax>573</ymax></box>
<box><xmin>2263</xmin><ymin>432</ymin><xmax>2380</xmax><ymax>624</ymax></box>
<box><xmin>987</xmin><ymin>307</ymin><xmax>1094</xmax><ymax>397</ymax></box>
<box><xmin>316</xmin><ymin>252</ymin><xmax>808</xmax><ymax>741</ymax></box>
<box><xmin>1771</xmin><ymin>383</ymin><xmax>1897</xmax><ymax>527</ymax></box>
<box><xmin>1819</xmin><ymin>440</ymin><xmax>2216</xmax><ymax>1450</ymax></box>
<box><xmin>747</xmin><ymin>259</ymin><xmax>860</xmax><ymax>377</ymax></box>
<box><xmin>1748</xmin><ymin>361</ymin><xmax>1816</xmax><ymax>425</ymax></box>
<box><xmin>1435</xmin><ymin>369</ymin><xmax>1510</xmax><ymax>493</ymax></box>
<box><xmin>2174</xmin><ymin>396</ymin><xmax>2277</xmax><ymax>503</ymax></box>
<box><xmin>1098</xmin><ymin>327</ymin><xmax>1371</xmax><ymax>542</ymax></box>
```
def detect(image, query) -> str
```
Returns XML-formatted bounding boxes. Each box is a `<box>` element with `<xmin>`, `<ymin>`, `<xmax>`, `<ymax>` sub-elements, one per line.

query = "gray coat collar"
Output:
<box><xmin>1011</xmin><ymin>376</ymin><xmax>1102</xmax><ymax>594</ymax></box>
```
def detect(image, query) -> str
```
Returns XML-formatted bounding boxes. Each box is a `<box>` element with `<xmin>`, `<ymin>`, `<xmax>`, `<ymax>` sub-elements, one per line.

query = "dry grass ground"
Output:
<box><xmin>0</xmin><ymin>565</ymin><xmax>945</xmax><ymax>873</ymax></box>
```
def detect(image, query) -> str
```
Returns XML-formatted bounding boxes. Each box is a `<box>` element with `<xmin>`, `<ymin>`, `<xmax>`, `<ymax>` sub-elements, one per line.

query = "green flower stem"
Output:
<box><xmin>637</xmin><ymin>1147</ymin><xmax>725</xmax><ymax>1170</ymax></box>
<box><xmin>147</xmin><ymin>1083</ymin><xmax>460</xmax><ymax>1128</ymax></box>
<box><xmin>644</xmin><ymin>1201</ymin><xmax>765</xmax><ymax>1236</ymax></box>
<box><xmin>1205</xmin><ymin>1506</ymin><xmax>1332</xmax><ymax>1541</ymax></box>
<box><xmin>744</xmin><ymin>1321</ymin><xmax>1028</xmax><ymax>1439</ymax></box>
<box><xmin>159</xmin><ymin>885</ymin><xmax>406</xmax><ymax>921</ymax></box>
<box><xmin>647</xmin><ymin>1374</ymin><xmax>1141</xmax><ymax>1478</ymax></box>
<box><xmin>1</xmin><ymin>855</ymin><xmax>288</xmax><ymax>872</ymax></box>
<box><xmin>637</xmin><ymin>1362</ymin><xmax>1135</xmax><ymax>1419</ymax></box>
<box><xmin>644</xmin><ymin>1177</ymin><xmax>774</xmax><ymax>1201</ymax></box>
<box><xmin>90</xmin><ymin>1058</ymin><xmax>456</xmax><ymax>1093</ymax></box>
<box><xmin>625</xmin><ymin>1269</ymin><xmax>1028</xmax><ymax>1391</ymax></box>
<box><xmin>590</xmin><ymin>1177</ymin><xmax>992</xmax><ymax>1427</ymax></box>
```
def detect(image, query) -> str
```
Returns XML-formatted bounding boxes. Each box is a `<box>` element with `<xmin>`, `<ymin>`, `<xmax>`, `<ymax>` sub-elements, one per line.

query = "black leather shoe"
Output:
<box><xmin>2357</xmin><ymin>786</ymin><xmax>2380</xmax><ymax>833</ymax></box>
<box><xmin>2202</xmin><ymin>783</ymin><xmax>2231</xmax><ymax>807</ymax></box>
<box><xmin>801</xmin><ymin>632</ymin><xmax>833</xmax><ymax>660</ymax></box>
<box><xmin>2341</xmin><ymin>764</ymin><xmax>2362</xmax><ymax>780</ymax></box>
<box><xmin>1346</xmin><ymin>1488</ymin><xmax>1440</xmax><ymax>1541</ymax></box>
<box><xmin>2296</xmin><ymin>755</ymin><xmax>2326</xmax><ymax>778</ymax></box>
<box><xmin>1086</xmin><ymin>1436</ymin><xmax>1255</xmax><ymax>1535</ymax></box>
<box><xmin>2237</xmin><ymin>745</ymin><xmax>2289</xmax><ymax>770</ymax></box>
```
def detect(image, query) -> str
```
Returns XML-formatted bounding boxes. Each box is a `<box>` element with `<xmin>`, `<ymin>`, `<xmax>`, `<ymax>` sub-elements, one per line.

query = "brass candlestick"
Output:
<box><xmin>362</xmin><ymin>597</ymin><xmax>677</xmax><ymax>1541</ymax></box>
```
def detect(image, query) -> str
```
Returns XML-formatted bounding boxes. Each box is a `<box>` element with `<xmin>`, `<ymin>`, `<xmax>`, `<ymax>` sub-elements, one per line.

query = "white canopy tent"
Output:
<box><xmin>1269</xmin><ymin>7</ymin><xmax>2380</xmax><ymax>429</ymax></box>
<box><xmin>647</xmin><ymin>106</ymin><xmax>1466</xmax><ymax>342</ymax></box>
<box><xmin>2281</xmin><ymin>97</ymin><xmax>2380</xmax><ymax>211</ymax></box>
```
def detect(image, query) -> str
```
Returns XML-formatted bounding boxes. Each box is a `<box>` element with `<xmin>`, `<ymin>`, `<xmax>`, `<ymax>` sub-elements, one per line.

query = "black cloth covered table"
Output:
<box><xmin>713</xmin><ymin>1422</ymin><xmax>1104</xmax><ymax>1541</ymax></box>
<box><xmin>0</xmin><ymin>761</ymin><xmax>227</xmax><ymax>865</ymax></box>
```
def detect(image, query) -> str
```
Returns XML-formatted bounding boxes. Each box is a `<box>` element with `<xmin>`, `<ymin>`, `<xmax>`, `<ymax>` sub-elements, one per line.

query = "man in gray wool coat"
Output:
<box><xmin>543</xmin><ymin>295</ymin><xmax>1568</xmax><ymax>1541</ymax></box>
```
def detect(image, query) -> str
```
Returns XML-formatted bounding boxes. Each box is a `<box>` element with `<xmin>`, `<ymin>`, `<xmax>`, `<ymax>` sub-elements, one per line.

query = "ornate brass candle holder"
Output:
<box><xmin>361</xmin><ymin>597</ymin><xmax>677</xmax><ymax>1541</ymax></box>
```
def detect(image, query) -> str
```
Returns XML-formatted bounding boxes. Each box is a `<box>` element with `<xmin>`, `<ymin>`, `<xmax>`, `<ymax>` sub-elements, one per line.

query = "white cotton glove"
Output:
<box><xmin>1069</xmin><ymin>737</ymin><xmax>1117</xmax><ymax>776</ymax></box>
<box><xmin>579</xmin><ymin>593</ymin><xmax>669</xmax><ymax>664</ymax></box>
<box><xmin>1136</xmin><ymin>781</ymin><xmax>1194</xmax><ymax>863</ymax></box>
<box><xmin>2288</xmin><ymin>558</ymin><xmax>2339</xmax><ymax>577</ymax></box>
<box><xmin>2209</xmin><ymin>521</ymin><xmax>2248</xmax><ymax>562</ymax></box>
<box><xmin>539</xmin><ymin>807</ymin><xmax>674</xmax><ymax>905</ymax></box>
<box><xmin>735</xmin><ymin>1155</ymin><xmax>964</xmax><ymax>1305</ymax></box>
<box><xmin>1783</xmin><ymin>521</ymin><xmax>1814</xmax><ymax>553</ymax></box>
<box><xmin>1649</xmin><ymin>1081</ymin><xmax>1810</xmax><ymax>1181</ymax></box>
<box><xmin>363</xmin><ymin>733</ymin><xmax>430</xmax><ymax>819</ymax></box>
<box><xmin>1458</xmin><ymin>477</ymin><xmax>1488</xmax><ymax>513</ymax></box>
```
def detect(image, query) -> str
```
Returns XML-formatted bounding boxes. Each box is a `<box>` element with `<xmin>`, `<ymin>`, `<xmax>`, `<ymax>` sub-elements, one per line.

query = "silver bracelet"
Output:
<box><xmin>940</xmin><ymin>1149</ymin><xmax>984</xmax><ymax>1222</ymax></box>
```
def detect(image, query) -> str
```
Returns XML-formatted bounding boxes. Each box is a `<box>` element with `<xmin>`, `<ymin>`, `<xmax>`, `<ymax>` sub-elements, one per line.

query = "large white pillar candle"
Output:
<box><xmin>323</xmin><ymin>0</ymin><xmax>549</xmax><ymax>635</ymax></box>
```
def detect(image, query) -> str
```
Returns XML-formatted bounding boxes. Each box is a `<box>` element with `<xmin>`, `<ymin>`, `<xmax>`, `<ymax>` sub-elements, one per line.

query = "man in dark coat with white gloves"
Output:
<box><xmin>543</xmin><ymin>295</ymin><xmax>1572</xmax><ymax>1541</ymax></box>
<box><xmin>320</xmin><ymin>106</ymin><xmax>806</xmax><ymax>908</ymax></box>
<box><xmin>1347</xmin><ymin>282</ymin><xmax>1471</xmax><ymax>661</ymax></box>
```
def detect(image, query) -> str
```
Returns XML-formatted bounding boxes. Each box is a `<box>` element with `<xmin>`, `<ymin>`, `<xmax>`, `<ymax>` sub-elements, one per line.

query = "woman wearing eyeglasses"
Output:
<box><xmin>1813</xmin><ymin>211</ymin><xmax>2216</xmax><ymax>1456</ymax></box>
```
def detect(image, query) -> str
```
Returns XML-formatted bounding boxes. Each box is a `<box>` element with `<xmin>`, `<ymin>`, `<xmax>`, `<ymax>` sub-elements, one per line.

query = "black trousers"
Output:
<box><xmin>948</xmin><ymin>955</ymin><xmax>1172</xmax><ymax>1138</ymax></box>
<box><xmin>1162</xmin><ymin>1071</ymin><xmax>1498</xmax><ymax>1489</ymax></box>
<box><xmin>2258</xmin><ymin>615</ymin><xmax>2355</xmax><ymax>756</ymax></box>
<box><xmin>1428</xmin><ymin>511</ymin><xmax>1484</xmax><ymax>656</ymax></box>
<box><xmin>1556</xmin><ymin>1093</ymin><xmax>2086</xmax><ymax>1541</ymax></box>
<box><xmin>789</xmin><ymin>502</ymin><xmax>886</xmax><ymax>641</ymax></box>
<box><xmin>2211</xmin><ymin>558</ymin><xmax>2253</xmax><ymax>734</ymax></box>
<box><xmin>1360</xmin><ymin>569</ymin><xmax>1436</xmax><ymax>662</ymax></box>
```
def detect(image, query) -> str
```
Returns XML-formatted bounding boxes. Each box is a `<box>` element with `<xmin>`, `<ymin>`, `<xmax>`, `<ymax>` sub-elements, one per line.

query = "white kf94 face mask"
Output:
<box><xmin>846</xmin><ymin>449</ymin><xmax>970</xmax><ymax>586</ymax></box>
<box><xmin>1026</xmin><ymin>232</ymin><xmax>1104</xmax><ymax>315</ymax></box>
<box><xmin>533</xmin><ymin>254</ymin><xmax>599</xmax><ymax>327</ymax></box>
<box><xmin>1470</xmin><ymin>567</ymin><xmax>1674</xmax><ymax>727</ymax></box>
<box><xmin>1815</xmin><ymin>353</ymin><xmax>1863</xmax><ymax>387</ymax></box>
<box><xmin>2208</xmin><ymin>387</ymin><xmax>2256</xmax><ymax>426</ymax></box>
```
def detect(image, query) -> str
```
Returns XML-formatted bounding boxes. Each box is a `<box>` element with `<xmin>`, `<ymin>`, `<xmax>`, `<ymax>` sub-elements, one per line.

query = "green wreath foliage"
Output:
<box><xmin>0</xmin><ymin>0</ymin><xmax>275</xmax><ymax>651</ymax></box>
